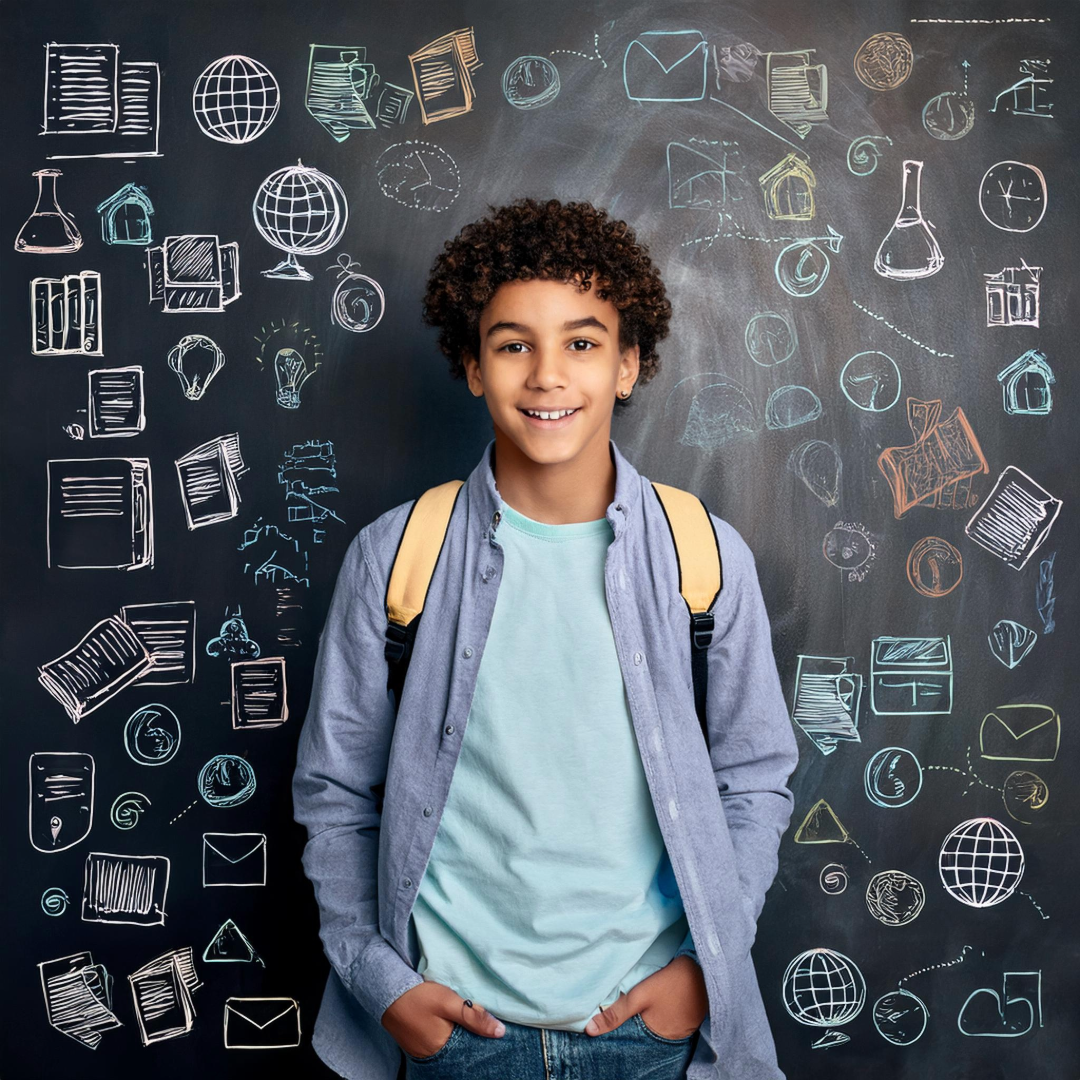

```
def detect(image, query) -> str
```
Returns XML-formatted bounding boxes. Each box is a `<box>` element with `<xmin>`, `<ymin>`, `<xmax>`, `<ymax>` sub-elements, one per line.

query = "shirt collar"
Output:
<box><xmin>468</xmin><ymin>437</ymin><xmax>642</xmax><ymax>539</ymax></box>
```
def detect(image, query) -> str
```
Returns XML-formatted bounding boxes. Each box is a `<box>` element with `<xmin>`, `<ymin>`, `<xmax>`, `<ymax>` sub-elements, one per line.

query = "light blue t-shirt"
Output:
<box><xmin>408</xmin><ymin>500</ymin><xmax>695</xmax><ymax>1031</ymax></box>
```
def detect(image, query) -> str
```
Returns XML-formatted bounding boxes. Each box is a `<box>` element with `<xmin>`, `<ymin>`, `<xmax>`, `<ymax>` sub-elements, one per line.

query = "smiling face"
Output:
<box><xmin>462</xmin><ymin>278</ymin><xmax>639</xmax><ymax>470</ymax></box>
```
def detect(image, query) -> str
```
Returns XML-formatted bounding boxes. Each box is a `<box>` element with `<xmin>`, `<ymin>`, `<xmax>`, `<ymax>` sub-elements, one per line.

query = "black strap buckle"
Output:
<box><xmin>690</xmin><ymin>611</ymin><xmax>714</xmax><ymax>651</ymax></box>
<box><xmin>384</xmin><ymin>621</ymin><xmax>409</xmax><ymax>664</ymax></box>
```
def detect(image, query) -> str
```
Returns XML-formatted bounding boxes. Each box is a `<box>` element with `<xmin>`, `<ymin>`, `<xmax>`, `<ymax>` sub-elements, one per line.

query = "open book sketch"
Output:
<box><xmin>965</xmin><ymin>466</ymin><xmax>1061</xmax><ymax>570</ymax></box>
<box><xmin>81</xmin><ymin>851</ymin><xmax>170</xmax><ymax>926</ymax></box>
<box><xmin>31</xmin><ymin>270</ymin><xmax>102</xmax><ymax>355</ymax></box>
<box><xmin>306</xmin><ymin>45</ymin><xmax>379</xmax><ymax>138</ymax></box>
<box><xmin>39</xmin><ymin>951</ymin><xmax>123</xmax><ymax>1048</ymax></box>
<box><xmin>175</xmin><ymin>433</ymin><xmax>248</xmax><ymax>529</ymax></box>
<box><xmin>409</xmin><ymin>27</ymin><xmax>482</xmax><ymax>123</ymax></box>
<box><xmin>128</xmin><ymin>947</ymin><xmax>202</xmax><ymax>1045</ymax></box>
<box><xmin>121</xmin><ymin>601</ymin><xmax>197</xmax><ymax>685</ymax></box>
<box><xmin>790</xmin><ymin>656</ymin><xmax>862</xmax><ymax>756</ymax></box>
<box><xmin>29</xmin><ymin>751</ymin><xmax>94</xmax><ymax>852</ymax></box>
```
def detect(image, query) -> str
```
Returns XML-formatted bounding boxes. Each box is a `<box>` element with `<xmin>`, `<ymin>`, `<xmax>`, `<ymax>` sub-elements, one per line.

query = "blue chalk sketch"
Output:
<box><xmin>987</xmin><ymin>620</ymin><xmax>1037</xmax><ymax>669</ymax></box>
<box><xmin>775</xmin><ymin>227</ymin><xmax>843</xmax><ymax>297</ymax></box>
<box><xmin>745</xmin><ymin>311</ymin><xmax>796</xmax><ymax>366</ymax></box>
<box><xmin>765</xmin><ymin>385</ymin><xmax>821</xmax><ymax>429</ymax></box>
<box><xmin>840</xmin><ymin>351</ymin><xmax>901</xmax><ymax>412</ymax></box>
<box><xmin>239</xmin><ymin>519</ymin><xmax>311</xmax><ymax>588</ymax></box>
<box><xmin>279</xmin><ymin>440</ymin><xmax>344</xmax><ymax>535</ymax></box>
<box><xmin>664</xmin><ymin>373</ymin><xmax>758</xmax><ymax>451</ymax></box>
<box><xmin>124</xmin><ymin>703</ymin><xmax>181</xmax><ymax>766</ymax></box>
<box><xmin>847</xmin><ymin>135</ymin><xmax>893</xmax><ymax>176</ymax></box>
<box><xmin>958</xmin><ymin>972</ymin><xmax>1042</xmax><ymax>1038</ymax></box>
<box><xmin>198</xmin><ymin>755</ymin><xmax>256</xmax><ymax>808</ymax></box>
<box><xmin>865</xmin><ymin>747</ymin><xmax>923</xmax><ymax>808</ymax></box>
<box><xmin>790</xmin><ymin>656</ymin><xmax>862</xmax><ymax>756</ymax></box>
<box><xmin>991</xmin><ymin>59</ymin><xmax>1053</xmax><ymax>118</ymax></box>
<box><xmin>668</xmin><ymin>139</ymin><xmax>743</xmax><ymax>210</ymax></box>
<box><xmin>1036</xmin><ymin>551</ymin><xmax>1056</xmax><ymax>633</ymax></box>
<box><xmin>97</xmin><ymin>183</ymin><xmax>154</xmax><ymax>245</ymax></box>
<box><xmin>998</xmin><ymin>349</ymin><xmax>1053</xmax><ymax>414</ymax></box>
<box><xmin>503</xmin><ymin>56</ymin><xmax>560</xmax><ymax>109</ymax></box>
<box><xmin>870</xmin><ymin>636</ymin><xmax>953</xmax><ymax>716</ymax></box>
<box><xmin>623</xmin><ymin>31</ymin><xmax>707</xmax><ymax>102</ymax></box>
<box><xmin>874</xmin><ymin>989</ymin><xmax>929</xmax><ymax>1046</ymax></box>
<box><xmin>206</xmin><ymin>607</ymin><xmax>261</xmax><ymax>660</ymax></box>
<box><xmin>923</xmin><ymin>59</ymin><xmax>976</xmax><ymax>141</ymax></box>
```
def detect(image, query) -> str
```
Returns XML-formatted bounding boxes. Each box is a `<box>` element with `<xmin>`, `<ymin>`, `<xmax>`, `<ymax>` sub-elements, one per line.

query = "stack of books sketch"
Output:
<box><xmin>31</xmin><ymin>270</ymin><xmax>102</xmax><ymax>355</ymax></box>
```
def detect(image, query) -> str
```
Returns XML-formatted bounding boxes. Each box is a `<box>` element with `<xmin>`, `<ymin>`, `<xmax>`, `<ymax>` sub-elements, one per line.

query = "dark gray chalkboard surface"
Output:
<box><xmin>2</xmin><ymin>1</ymin><xmax>1076</xmax><ymax>1077</ymax></box>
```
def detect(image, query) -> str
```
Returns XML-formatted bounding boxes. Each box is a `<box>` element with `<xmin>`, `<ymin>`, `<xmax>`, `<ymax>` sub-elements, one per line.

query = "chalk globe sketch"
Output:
<box><xmin>782</xmin><ymin>948</ymin><xmax>866</xmax><ymax>1027</ymax></box>
<box><xmin>502</xmin><ymin>56</ymin><xmax>561</xmax><ymax>109</ymax></box>
<box><xmin>193</xmin><ymin>55</ymin><xmax>280</xmax><ymax>144</ymax></box>
<box><xmin>125</xmin><ymin>703</ymin><xmax>181</xmax><ymax>766</ymax></box>
<box><xmin>922</xmin><ymin>91</ymin><xmax>976</xmax><ymax>140</ymax></box>
<box><xmin>865</xmin><ymin>870</ymin><xmax>926</xmax><ymax>926</ymax></box>
<box><xmin>253</xmin><ymin>161</ymin><xmax>348</xmax><ymax>280</ymax></box>
<box><xmin>939</xmin><ymin>817</ymin><xmax>1025</xmax><ymax>908</ymax></box>
<box><xmin>198</xmin><ymin>754</ymin><xmax>257</xmax><ymax>808</ymax></box>
<box><xmin>873</xmin><ymin>989</ymin><xmax>929</xmax><ymax>1046</ymax></box>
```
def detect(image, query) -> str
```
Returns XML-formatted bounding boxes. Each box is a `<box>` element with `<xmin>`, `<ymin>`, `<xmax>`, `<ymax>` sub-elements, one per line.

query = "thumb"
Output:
<box><xmin>456</xmin><ymin>997</ymin><xmax>506</xmax><ymax>1039</ymax></box>
<box><xmin>585</xmin><ymin>991</ymin><xmax>634</xmax><ymax>1037</ymax></box>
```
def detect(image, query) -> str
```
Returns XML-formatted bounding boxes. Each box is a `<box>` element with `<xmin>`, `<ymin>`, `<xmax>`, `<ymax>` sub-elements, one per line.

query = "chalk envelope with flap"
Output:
<box><xmin>203</xmin><ymin>832</ymin><xmax>267</xmax><ymax>886</ymax></box>
<box><xmin>624</xmin><ymin>30</ymin><xmax>708</xmax><ymax>101</ymax></box>
<box><xmin>224</xmin><ymin>997</ymin><xmax>301</xmax><ymax>1049</ymax></box>
<box><xmin>980</xmin><ymin>704</ymin><xmax>1060</xmax><ymax>762</ymax></box>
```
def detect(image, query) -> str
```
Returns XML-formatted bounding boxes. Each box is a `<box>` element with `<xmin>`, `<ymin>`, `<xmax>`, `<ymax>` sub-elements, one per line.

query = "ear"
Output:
<box><xmin>619</xmin><ymin>343</ymin><xmax>640</xmax><ymax>393</ymax></box>
<box><xmin>462</xmin><ymin>350</ymin><xmax>484</xmax><ymax>397</ymax></box>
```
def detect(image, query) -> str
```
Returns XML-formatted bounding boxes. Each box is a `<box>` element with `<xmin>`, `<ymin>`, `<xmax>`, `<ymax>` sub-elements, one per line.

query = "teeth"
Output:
<box><xmin>525</xmin><ymin>408</ymin><xmax>577</xmax><ymax>419</ymax></box>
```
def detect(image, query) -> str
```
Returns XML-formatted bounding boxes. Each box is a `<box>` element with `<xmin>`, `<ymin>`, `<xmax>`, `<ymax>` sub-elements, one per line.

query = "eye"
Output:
<box><xmin>497</xmin><ymin>341</ymin><xmax>528</xmax><ymax>353</ymax></box>
<box><xmin>569</xmin><ymin>339</ymin><xmax>597</xmax><ymax>351</ymax></box>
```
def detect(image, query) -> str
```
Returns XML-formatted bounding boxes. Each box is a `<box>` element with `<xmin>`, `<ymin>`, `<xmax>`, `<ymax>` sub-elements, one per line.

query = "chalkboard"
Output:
<box><xmin>2</xmin><ymin>1</ymin><xmax>1076</xmax><ymax>1078</ymax></box>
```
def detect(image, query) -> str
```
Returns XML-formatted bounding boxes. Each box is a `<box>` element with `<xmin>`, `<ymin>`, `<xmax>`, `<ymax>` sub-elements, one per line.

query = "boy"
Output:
<box><xmin>292</xmin><ymin>198</ymin><xmax>799</xmax><ymax>1080</ymax></box>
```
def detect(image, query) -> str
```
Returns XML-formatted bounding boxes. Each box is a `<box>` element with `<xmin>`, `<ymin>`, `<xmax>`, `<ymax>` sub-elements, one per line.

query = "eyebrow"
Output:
<box><xmin>485</xmin><ymin>316</ymin><xmax>610</xmax><ymax>337</ymax></box>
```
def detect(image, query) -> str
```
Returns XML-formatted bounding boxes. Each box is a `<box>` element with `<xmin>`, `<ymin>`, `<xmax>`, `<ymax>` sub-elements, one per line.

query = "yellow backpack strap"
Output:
<box><xmin>384</xmin><ymin>479</ymin><xmax>465</xmax><ymax>707</ymax></box>
<box><xmin>650</xmin><ymin>481</ymin><xmax>723</xmax><ymax>745</ymax></box>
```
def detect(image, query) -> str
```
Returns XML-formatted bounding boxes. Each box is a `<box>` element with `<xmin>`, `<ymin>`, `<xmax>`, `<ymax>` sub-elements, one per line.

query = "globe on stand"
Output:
<box><xmin>253</xmin><ymin>160</ymin><xmax>349</xmax><ymax>281</ymax></box>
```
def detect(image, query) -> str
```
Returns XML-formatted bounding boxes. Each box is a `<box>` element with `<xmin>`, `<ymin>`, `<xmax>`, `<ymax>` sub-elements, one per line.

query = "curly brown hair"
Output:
<box><xmin>422</xmin><ymin>197</ymin><xmax>672</xmax><ymax>410</ymax></box>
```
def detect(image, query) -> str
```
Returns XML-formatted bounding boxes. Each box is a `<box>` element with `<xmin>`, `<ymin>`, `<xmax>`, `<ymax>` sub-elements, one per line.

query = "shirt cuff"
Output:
<box><xmin>674</xmin><ymin>926</ymin><xmax>699</xmax><ymax>964</ymax></box>
<box><xmin>347</xmin><ymin>934</ymin><xmax>426</xmax><ymax>1023</ymax></box>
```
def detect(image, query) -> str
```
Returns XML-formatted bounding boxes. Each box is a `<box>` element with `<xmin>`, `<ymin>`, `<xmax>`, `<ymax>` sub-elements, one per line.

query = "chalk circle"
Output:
<box><xmin>853</xmin><ymin>33</ymin><xmax>914</xmax><ymax>91</ymax></box>
<box><xmin>775</xmin><ymin>241</ymin><xmax>830</xmax><ymax>298</ymax></box>
<box><xmin>1002</xmin><ymin>770</ymin><xmax>1049</xmax><ymax>824</ymax></box>
<box><xmin>840</xmin><ymin>351</ymin><xmax>901</xmax><ymax>412</ymax></box>
<box><xmin>782</xmin><ymin>948</ymin><xmax>866</xmax><ymax>1027</ymax></box>
<box><xmin>125</xmin><ymin>703</ymin><xmax>182</xmax><ymax>766</ymax></box>
<box><xmin>865</xmin><ymin>870</ymin><xmax>926</xmax><ymax>926</ymax></box>
<box><xmin>198</xmin><ymin>754</ymin><xmax>257</xmax><ymax>808</ymax></box>
<box><xmin>502</xmin><ymin>56</ymin><xmax>560</xmax><ymax>110</ymax></box>
<box><xmin>865</xmin><ymin>747</ymin><xmax>922</xmax><ymax>808</ymax></box>
<box><xmin>906</xmin><ymin>536</ymin><xmax>963</xmax><ymax>597</ymax></box>
<box><xmin>745</xmin><ymin>311</ymin><xmax>797</xmax><ymax>366</ymax></box>
<box><xmin>823</xmin><ymin>523</ymin><xmax>873</xmax><ymax>573</ymax></box>
<box><xmin>922</xmin><ymin>91</ymin><xmax>975</xmax><ymax>140</ymax></box>
<box><xmin>873</xmin><ymin>989</ymin><xmax>928</xmax><ymax>1046</ymax></box>
<box><xmin>819</xmin><ymin>863</ymin><xmax>849</xmax><ymax>895</ymax></box>
<box><xmin>978</xmin><ymin>161</ymin><xmax>1047</xmax><ymax>232</ymax></box>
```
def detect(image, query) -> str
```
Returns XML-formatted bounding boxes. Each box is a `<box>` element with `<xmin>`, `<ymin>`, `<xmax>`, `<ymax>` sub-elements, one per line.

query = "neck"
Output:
<box><xmin>490</xmin><ymin>425</ymin><xmax>616</xmax><ymax>524</ymax></box>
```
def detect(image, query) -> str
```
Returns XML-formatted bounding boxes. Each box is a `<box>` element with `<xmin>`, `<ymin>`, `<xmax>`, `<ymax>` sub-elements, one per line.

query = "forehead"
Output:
<box><xmin>481</xmin><ymin>278</ymin><xmax>618</xmax><ymax>329</ymax></box>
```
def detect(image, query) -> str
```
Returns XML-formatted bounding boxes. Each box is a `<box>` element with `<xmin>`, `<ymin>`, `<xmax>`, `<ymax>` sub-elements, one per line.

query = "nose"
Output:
<box><xmin>526</xmin><ymin>341</ymin><xmax>569</xmax><ymax>389</ymax></box>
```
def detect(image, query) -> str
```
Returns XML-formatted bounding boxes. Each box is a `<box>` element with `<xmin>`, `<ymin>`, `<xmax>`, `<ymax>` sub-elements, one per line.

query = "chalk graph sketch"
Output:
<box><xmin>664</xmin><ymin>373</ymin><xmax>758</xmax><ymax>450</ymax></box>
<box><xmin>29</xmin><ymin>751</ymin><xmax>94</xmax><ymax>853</ymax></box>
<box><xmin>939</xmin><ymin>818</ymin><xmax>1024</xmax><ymax>908</ymax></box>
<box><xmin>906</xmin><ymin>536</ymin><xmax>963</xmax><ymax>597</ymax></box>
<box><xmin>840</xmin><ymin>351</ymin><xmax>901</xmax><ymax>412</ymax></box>
<box><xmin>206</xmin><ymin>608</ymin><xmax>261</xmax><ymax>661</ymax></box>
<box><xmin>39</xmin><ymin>951</ymin><xmax>123</xmax><ymax>1048</ymax></box>
<box><xmin>979</xmin><ymin>704</ymin><xmax>1059</xmax><ymax>763</ymax></box>
<box><xmin>822</xmin><ymin>522</ymin><xmax>876</xmax><ymax>582</ymax></box>
<box><xmin>979</xmin><ymin>161</ymin><xmax>1047</xmax><ymax>232</ymax></box>
<box><xmin>232</xmin><ymin>658</ymin><xmax>289</xmax><ymax>728</ymax></box>
<box><xmin>279</xmin><ymin>439</ymin><xmax>344</xmax><ymax>531</ymax></box>
<box><xmin>624</xmin><ymin>31</ymin><xmax>707</xmax><ymax>102</ymax></box>
<box><xmin>846</xmin><ymin>134</ymin><xmax>892</xmax><ymax>176</ymax></box>
<box><xmin>864</xmin><ymin>747</ymin><xmax>923</xmax><ymax>809</ymax></box>
<box><xmin>239</xmin><ymin>519</ymin><xmax>311</xmax><ymax>589</ymax></box>
<box><xmin>874</xmin><ymin>160</ymin><xmax>944</xmax><ymax>280</ymax></box>
<box><xmin>788</xmin><ymin>440</ymin><xmax>842</xmax><ymax>506</ymax></box>
<box><xmin>503</xmin><ymin>56</ymin><xmax>560</xmax><ymax>109</ymax></box>
<box><xmin>988</xmin><ymin>619</ymin><xmax>1037</xmax><ymax>669</ymax></box>
<box><xmin>782</xmin><ymin>949</ymin><xmax>865</xmax><ymax>1028</ymax></box>
<box><xmin>873</xmin><ymin>989</ymin><xmax>929</xmax><ymax>1046</ymax></box>
<box><xmin>759</xmin><ymin>153</ymin><xmax>815</xmax><ymax>220</ymax></box>
<box><xmin>853</xmin><ymin>32</ymin><xmax>913</xmax><ymax>91</ymax></box>
<box><xmin>253</xmin><ymin>161</ymin><xmax>348</xmax><ymax>280</ymax></box>
<box><xmin>877</xmin><ymin>399</ymin><xmax>987</xmax><ymax>518</ymax></box>
<box><xmin>790</xmin><ymin>656</ymin><xmax>862</xmax><ymax>756</ymax></box>
<box><xmin>964</xmin><ymin>466</ymin><xmax>1061</xmax><ymax>570</ymax></box>
<box><xmin>375</xmin><ymin>140</ymin><xmax>461</xmax><ymax>212</ymax></box>
<box><xmin>88</xmin><ymin>366</ymin><xmax>145</xmax><ymax>437</ymax></box>
<box><xmin>667</xmin><ymin>139</ymin><xmax>743</xmax><ymax>210</ymax></box>
<box><xmin>998</xmin><ymin>349</ymin><xmax>1053</xmax><ymax>415</ymax></box>
<box><xmin>765</xmin><ymin>385</ymin><xmax>821</xmax><ymax>429</ymax></box>
<box><xmin>14</xmin><ymin>168</ymin><xmax>82</xmax><ymax>252</ymax></box>
<box><xmin>147</xmin><ymin>235</ymin><xmax>241</xmax><ymax>312</ymax></box>
<box><xmin>991</xmin><ymin>58</ymin><xmax>1052</xmax><ymax>118</ymax></box>
<box><xmin>958</xmin><ymin>971</ymin><xmax>1042</xmax><ymax>1038</ymax></box>
<box><xmin>205</xmin><ymin>919</ymin><xmax>264</xmax><ymax>966</ymax></box>
<box><xmin>175</xmin><ymin>433</ymin><xmax>248</xmax><ymax>530</ymax></box>
<box><xmin>870</xmin><ymin>635</ymin><xmax>953</xmax><ymax>716</ymax></box>
<box><xmin>169</xmin><ymin>334</ymin><xmax>226</xmax><ymax>400</ymax></box>
<box><xmin>745</xmin><ymin>311</ymin><xmax>796</xmax><ymax>366</ymax></box>
<box><xmin>329</xmin><ymin>254</ymin><xmax>386</xmax><ymax>332</ymax></box>
<box><xmin>41</xmin><ymin>43</ymin><xmax>160</xmax><ymax>159</ymax></box>
<box><xmin>923</xmin><ymin>59</ymin><xmax>975</xmax><ymax>141</ymax></box>
<box><xmin>192</xmin><ymin>55</ymin><xmax>279</xmax><ymax>144</ymax></box>
<box><xmin>82</xmin><ymin>851</ymin><xmax>170</xmax><ymax>926</ymax></box>
<box><xmin>203</xmin><ymin>833</ymin><xmax>267</xmax><ymax>887</ymax></box>
<box><xmin>409</xmin><ymin>27</ymin><xmax>482</xmax><ymax>123</ymax></box>
<box><xmin>110</xmin><ymin>792</ymin><xmax>150</xmax><ymax>830</ymax></box>
<box><xmin>765</xmin><ymin>50</ymin><xmax>829</xmax><ymax>137</ymax></box>
<box><xmin>128</xmin><ymin>947</ymin><xmax>202</xmax><ymax>1045</ymax></box>
<box><xmin>31</xmin><ymin>269</ymin><xmax>102</xmax><ymax>355</ymax></box>
<box><xmin>985</xmin><ymin>263</ymin><xmax>1041</xmax><ymax>327</ymax></box>
<box><xmin>97</xmin><ymin>183</ymin><xmax>153</xmax><ymax>245</ymax></box>
<box><xmin>125</xmin><ymin>702</ymin><xmax>182</xmax><ymax>765</ymax></box>
<box><xmin>198</xmin><ymin>755</ymin><xmax>257</xmax><ymax>808</ymax></box>
<box><xmin>865</xmin><ymin>870</ymin><xmax>926</xmax><ymax>926</ymax></box>
<box><xmin>47</xmin><ymin>457</ymin><xmax>153</xmax><ymax>570</ymax></box>
<box><xmin>224</xmin><ymin>997</ymin><xmax>301</xmax><ymax>1049</ymax></box>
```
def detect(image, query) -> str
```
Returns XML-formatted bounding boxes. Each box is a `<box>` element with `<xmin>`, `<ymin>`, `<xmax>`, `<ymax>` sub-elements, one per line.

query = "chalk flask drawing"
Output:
<box><xmin>873</xmin><ymin>160</ymin><xmax>944</xmax><ymax>280</ymax></box>
<box><xmin>14</xmin><ymin>169</ymin><xmax>82</xmax><ymax>253</ymax></box>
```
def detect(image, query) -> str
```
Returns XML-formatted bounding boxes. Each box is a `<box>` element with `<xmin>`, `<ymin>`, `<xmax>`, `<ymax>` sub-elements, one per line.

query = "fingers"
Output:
<box><xmin>584</xmin><ymin>991</ymin><xmax>632</xmax><ymax>1036</ymax></box>
<box><xmin>459</xmin><ymin>999</ymin><xmax>506</xmax><ymax>1039</ymax></box>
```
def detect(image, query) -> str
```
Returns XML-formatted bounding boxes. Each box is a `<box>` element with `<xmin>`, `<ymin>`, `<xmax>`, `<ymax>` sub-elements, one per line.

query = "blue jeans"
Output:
<box><xmin>403</xmin><ymin>1014</ymin><xmax>698</xmax><ymax>1079</ymax></box>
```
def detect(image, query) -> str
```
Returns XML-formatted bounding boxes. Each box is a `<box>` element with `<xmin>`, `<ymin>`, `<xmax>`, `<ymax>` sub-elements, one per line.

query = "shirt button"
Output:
<box><xmin>634</xmin><ymin>651</ymin><xmax>644</xmax><ymax>665</ymax></box>
<box><xmin>462</xmin><ymin>646</ymin><xmax>473</xmax><ymax>658</ymax></box>
<box><xmin>482</xmin><ymin>565</ymin><xmax>496</xmax><ymax>582</ymax></box>
<box><xmin>445</xmin><ymin>724</ymin><xmax>455</xmax><ymax>735</ymax></box>
<box><xmin>492</xmin><ymin>511</ymin><xmax>501</xmax><ymax>527</ymax></box>
<box><xmin>403</xmin><ymin>878</ymin><xmax>412</xmax><ymax>888</ymax></box>
<box><xmin>423</xmin><ymin>806</ymin><xmax>433</xmax><ymax>817</ymax></box>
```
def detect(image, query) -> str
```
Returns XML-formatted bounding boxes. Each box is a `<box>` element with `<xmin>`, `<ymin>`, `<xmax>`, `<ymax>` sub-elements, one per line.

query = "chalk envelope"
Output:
<box><xmin>224</xmin><ymin>997</ymin><xmax>301</xmax><ymax>1048</ymax></box>
<box><xmin>979</xmin><ymin>704</ymin><xmax>1059</xmax><ymax>762</ymax></box>
<box><xmin>203</xmin><ymin>833</ymin><xmax>267</xmax><ymax>886</ymax></box>
<box><xmin>624</xmin><ymin>31</ymin><xmax>707</xmax><ymax>101</ymax></box>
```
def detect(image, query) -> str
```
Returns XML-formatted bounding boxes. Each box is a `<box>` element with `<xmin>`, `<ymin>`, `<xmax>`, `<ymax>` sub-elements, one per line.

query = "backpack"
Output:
<box><xmin>383</xmin><ymin>480</ymin><xmax>723</xmax><ymax>747</ymax></box>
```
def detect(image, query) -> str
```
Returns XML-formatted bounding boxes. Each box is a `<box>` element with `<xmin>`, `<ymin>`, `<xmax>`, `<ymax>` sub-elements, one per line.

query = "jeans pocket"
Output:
<box><xmin>405</xmin><ymin>1022</ymin><xmax>463</xmax><ymax>1063</ymax></box>
<box><xmin>633</xmin><ymin>1012</ymin><xmax>694</xmax><ymax>1044</ymax></box>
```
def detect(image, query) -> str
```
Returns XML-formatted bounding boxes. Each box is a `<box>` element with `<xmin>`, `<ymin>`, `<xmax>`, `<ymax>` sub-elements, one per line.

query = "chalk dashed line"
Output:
<box><xmin>851</xmin><ymin>299</ymin><xmax>956</xmax><ymax>357</ymax></box>
<box><xmin>900</xmin><ymin>944</ymin><xmax>972</xmax><ymax>986</ymax></box>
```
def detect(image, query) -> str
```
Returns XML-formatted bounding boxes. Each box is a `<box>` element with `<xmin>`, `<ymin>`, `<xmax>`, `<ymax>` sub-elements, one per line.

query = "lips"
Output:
<box><xmin>519</xmin><ymin>407</ymin><xmax>580</xmax><ymax>429</ymax></box>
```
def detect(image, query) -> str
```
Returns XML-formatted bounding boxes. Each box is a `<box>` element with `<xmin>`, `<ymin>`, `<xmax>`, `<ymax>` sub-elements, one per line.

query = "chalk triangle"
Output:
<box><xmin>203</xmin><ymin>918</ymin><xmax>264</xmax><ymax>966</ymax></box>
<box><xmin>794</xmin><ymin>799</ymin><xmax>851</xmax><ymax>844</ymax></box>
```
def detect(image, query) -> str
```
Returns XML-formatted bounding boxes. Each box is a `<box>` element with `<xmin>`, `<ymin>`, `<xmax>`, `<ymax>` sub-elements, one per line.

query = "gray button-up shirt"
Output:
<box><xmin>292</xmin><ymin>437</ymin><xmax>799</xmax><ymax>1080</ymax></box>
